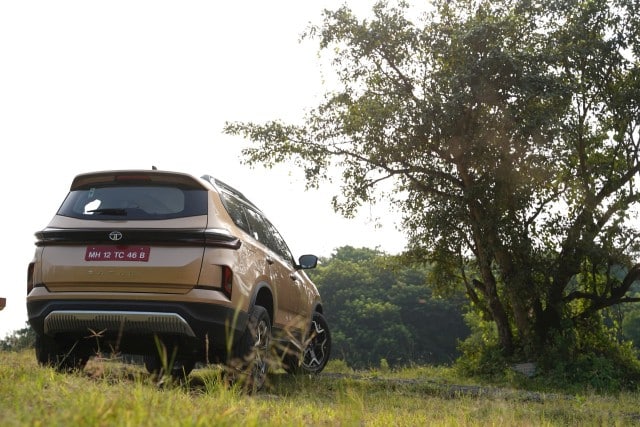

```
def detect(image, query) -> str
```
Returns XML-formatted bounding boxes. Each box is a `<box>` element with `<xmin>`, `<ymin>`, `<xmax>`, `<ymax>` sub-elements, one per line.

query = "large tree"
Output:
<box><xmin>224</xmin><ymin>0</ymin><xmax>640</xmax><ymax>360</ymax></box>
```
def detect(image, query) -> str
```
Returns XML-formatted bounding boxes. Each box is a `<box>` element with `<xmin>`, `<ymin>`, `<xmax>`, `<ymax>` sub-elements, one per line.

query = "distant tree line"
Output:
<box><xmin>308</xmin><ymin>246</ymin><xmax>469</xmax><ymax>368</ymax></box>
<box><xmin>0</xmin><ymin>323</ymin><xmax>35</xmax><ymax>351</ymax></box>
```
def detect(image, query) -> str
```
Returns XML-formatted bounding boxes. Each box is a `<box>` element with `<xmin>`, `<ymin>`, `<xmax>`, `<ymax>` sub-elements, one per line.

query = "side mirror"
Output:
<box><xmin>297</xmin><ymin>254</ymin><xmax>318</xmax><ymax>269</ymax></box>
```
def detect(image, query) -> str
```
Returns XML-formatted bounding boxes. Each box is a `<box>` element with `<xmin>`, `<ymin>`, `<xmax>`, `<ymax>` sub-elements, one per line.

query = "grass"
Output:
<box><xmin>1</xmin><ymin>350</ymin><xmax>639</xmax><ymax>426</ymax></box>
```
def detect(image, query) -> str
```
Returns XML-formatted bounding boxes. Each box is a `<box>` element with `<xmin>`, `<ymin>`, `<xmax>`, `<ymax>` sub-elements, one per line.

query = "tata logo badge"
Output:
<box><xmin>109</xmin><ymin>231</ymin><xmax>123</xmax><ymax>241</ymax></box>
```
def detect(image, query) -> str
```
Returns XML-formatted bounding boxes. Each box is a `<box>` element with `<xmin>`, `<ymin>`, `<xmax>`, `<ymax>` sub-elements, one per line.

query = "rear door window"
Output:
<box><xmin>264</xmin><ymin>221</ymin><xmax>295</xmax><ymax>265</ymax></box>
<box><xmin>219</xmin><ymin>190</ymin><xmax>294</xmax><ymax>265</ymax></box>
<box><xmin>244</xmin><ymin>207</ymin><xmax>273</xmax><ymax>246</ymax></box>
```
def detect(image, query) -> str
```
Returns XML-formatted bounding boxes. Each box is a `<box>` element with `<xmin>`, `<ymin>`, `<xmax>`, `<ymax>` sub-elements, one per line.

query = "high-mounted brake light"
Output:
<box><xmin>115</xmin><ymin>174</ymin><xmax>152</xmax><ymax>182</ymax></box>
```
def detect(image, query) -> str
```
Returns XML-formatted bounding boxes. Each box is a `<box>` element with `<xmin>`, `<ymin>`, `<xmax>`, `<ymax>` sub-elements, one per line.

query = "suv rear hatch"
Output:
<box><xmin>36</xmin><ymin>170</ymin><xmax>224</xmax><ymax>294</ymax></box>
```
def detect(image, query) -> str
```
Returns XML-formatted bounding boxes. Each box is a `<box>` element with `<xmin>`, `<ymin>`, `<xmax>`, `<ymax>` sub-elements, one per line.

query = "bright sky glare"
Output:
<box><xmin>0</xmin><ymin>1</ymin><xmax>407</xmax><ymax>338</ymax></box>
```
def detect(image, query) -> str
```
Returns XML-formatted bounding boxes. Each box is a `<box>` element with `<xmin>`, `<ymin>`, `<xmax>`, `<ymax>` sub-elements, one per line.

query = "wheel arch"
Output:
<box><xmin>313</xmin><ymin>302</ymin><xmax>324</xmax><ymax>315</ymax></box>
<box><xmin>250</xmin><ymin>282</ymin><xmax>274</xmax><ymax>324</ymax></box>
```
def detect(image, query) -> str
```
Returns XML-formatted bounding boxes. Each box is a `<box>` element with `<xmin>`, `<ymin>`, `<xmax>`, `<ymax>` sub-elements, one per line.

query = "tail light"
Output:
<box><xmin>196</xmin><ymin>265</ymin><xmax>233</xmax><ymax>299</ymax></box>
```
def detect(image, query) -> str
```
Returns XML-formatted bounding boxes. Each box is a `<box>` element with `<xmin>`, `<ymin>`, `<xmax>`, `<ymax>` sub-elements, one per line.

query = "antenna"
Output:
<box><xmin>152</xmin><ymin>165</ymin><xmax>157</xmax><ymax>170</ymax></box>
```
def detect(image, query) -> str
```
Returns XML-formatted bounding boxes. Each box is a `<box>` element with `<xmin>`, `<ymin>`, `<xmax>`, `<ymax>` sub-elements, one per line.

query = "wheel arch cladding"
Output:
<box><xmin>252</xmin><ymin>284</ymin><xmax>274</xmax><ymax>323</ymax></box>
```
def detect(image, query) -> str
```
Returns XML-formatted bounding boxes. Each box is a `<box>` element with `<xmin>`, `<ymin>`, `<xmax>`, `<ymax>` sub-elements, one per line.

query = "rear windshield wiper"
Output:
<box><xmin>87</xmin><ymin>208</ymin><xmax>128</xmax><ymax>216</ymax></box>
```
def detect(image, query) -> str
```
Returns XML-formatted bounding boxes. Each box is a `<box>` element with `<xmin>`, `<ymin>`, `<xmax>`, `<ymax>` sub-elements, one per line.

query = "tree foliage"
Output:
<box><xmin>224</xmin><ymin>0</ymin><xmax>640</xmax><ymax>365</ymax></box>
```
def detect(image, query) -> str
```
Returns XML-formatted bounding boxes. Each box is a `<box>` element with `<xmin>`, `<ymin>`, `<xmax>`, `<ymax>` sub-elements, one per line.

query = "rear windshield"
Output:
<box><xmin>57</xmin><ymin>185</ymin><xmax>208</xmax><ymax>220</ymax></box>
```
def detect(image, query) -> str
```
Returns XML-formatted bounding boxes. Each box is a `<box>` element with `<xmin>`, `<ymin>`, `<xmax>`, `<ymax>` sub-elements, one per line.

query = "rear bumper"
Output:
<box><xmin>27</xmin><ymin>299</ymin><xmax>248</xmax><ymax>349</ymax></box>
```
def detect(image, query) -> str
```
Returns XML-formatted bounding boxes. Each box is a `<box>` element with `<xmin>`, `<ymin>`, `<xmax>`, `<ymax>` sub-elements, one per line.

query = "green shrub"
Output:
<box><xmin>454</xmin><ymin>311</ymin><xmax>508</xmax><ymax>379</ymax></box>
<box><xmin>538</xmin><ymin>322</ymin><xmax>640</xmax><ymax>392</ymax></box>
<box><xmin>455</xmin><ymin>309</ymin><xmax>640</xmax><ymax>392</ymax></box>
<box><xmin>0</xmin><ymin>323</ymin><xmax>35</xmax><ymax>351</ymax></box>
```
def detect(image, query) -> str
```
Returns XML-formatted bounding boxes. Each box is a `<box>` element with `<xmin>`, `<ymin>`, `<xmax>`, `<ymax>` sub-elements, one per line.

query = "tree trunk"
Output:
<box><xmin>477</xmin><ymin>260</ymin><xmax>514</xmax><ymax>355</ymax></box>
<box><xmin>494</xmin><ymin>247</ymin><xmax>535</xmax><ymax>354</ymax></box>
<box><xmin>458</xmin><ymin>162</ymin><xmax>514</xmax><ymax>354</ymax></box>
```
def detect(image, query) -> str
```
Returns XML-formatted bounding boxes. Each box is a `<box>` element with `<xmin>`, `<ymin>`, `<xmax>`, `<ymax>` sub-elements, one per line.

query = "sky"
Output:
<box><xmin>0</xmin><ymin>1</ymin><xmax>408</xmax><ymax>338</ymax></box>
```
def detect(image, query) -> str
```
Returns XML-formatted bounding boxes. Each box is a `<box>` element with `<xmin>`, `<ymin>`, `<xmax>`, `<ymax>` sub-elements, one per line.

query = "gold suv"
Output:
<box><xmin>26</xmin><ymin>169</ymin><xmax>331</xmax><ymax>388</ymax></box>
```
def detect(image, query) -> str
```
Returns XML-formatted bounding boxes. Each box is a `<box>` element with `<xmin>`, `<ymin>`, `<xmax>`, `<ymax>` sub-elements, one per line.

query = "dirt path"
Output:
<box><xmin>319</xmin><ymin>372</ymin><xmax>571</xmax><ymax>402</ymax></box>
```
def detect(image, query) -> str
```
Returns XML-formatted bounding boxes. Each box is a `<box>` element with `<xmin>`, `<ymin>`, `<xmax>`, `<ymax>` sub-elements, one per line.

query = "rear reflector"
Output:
<box><xmin>221</xmin><ymin>266</ymin><xmax>232</xmax><ymax>299</ymax></box>
<box><xmin>27</xmin><ymin>262</ymin><xmax>35</xmax><ymax>295</ymax></box>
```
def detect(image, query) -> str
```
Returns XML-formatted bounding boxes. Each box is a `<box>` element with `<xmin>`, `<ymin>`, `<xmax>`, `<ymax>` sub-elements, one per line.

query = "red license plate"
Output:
<box><xmin>85</xmin><ymin>246</ymin><xmax>150</xmax><ymax>262</ymax></box>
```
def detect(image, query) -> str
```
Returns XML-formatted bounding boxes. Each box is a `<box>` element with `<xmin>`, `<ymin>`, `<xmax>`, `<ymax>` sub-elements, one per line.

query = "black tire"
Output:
<box><xmin>286</xmin><ymin>312</ymin><xmax>331</xmax><ymax>375</ymax></box>
<box><xmin>229</xmin><ymin>305</ymin><xmax>272</xmax><ymax>392</ymax></box>
<box><xmin>35</xmin><ymin>334</ymin><xmax>91</xmax><ymax>372</ymax></box>
<box><xmin>143</xmin><ymin>354</ymin><xmax>161</xmax><ymax>374</ymax></box>
<box><xmin>171</xmin><ymin>359</ymin><xmax>196</xmax><ymax>380</ymax></box>
<box><xmin>144</xmin><ymin>353</ymin><xmax>195</xmax><ymax>381</ymax></box>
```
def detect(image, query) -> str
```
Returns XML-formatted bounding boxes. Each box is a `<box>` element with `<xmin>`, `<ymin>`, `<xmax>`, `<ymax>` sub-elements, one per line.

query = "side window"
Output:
<box><xmin>244</xmin><ymin>208</ymin><xmax>293</xmax><ymax>265</ymax></box>
<box><xmin>245</xmin><ymin>207</ymin><xmax>273</xmax><ymax>247</ymax></box>
<box><xmin>265</xmin><ymin>221</ymin><xmax>295</xmax><ymax>265</ymax></box>
<box><xmin>223</xmin><ymin>191</ymin><xmax>294</xmax><ymax>266</ymax></box>
<box><xmin>220</xmin><ymin>194</ymin><xmax>250</xmax><ymax>233</ymax></box>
